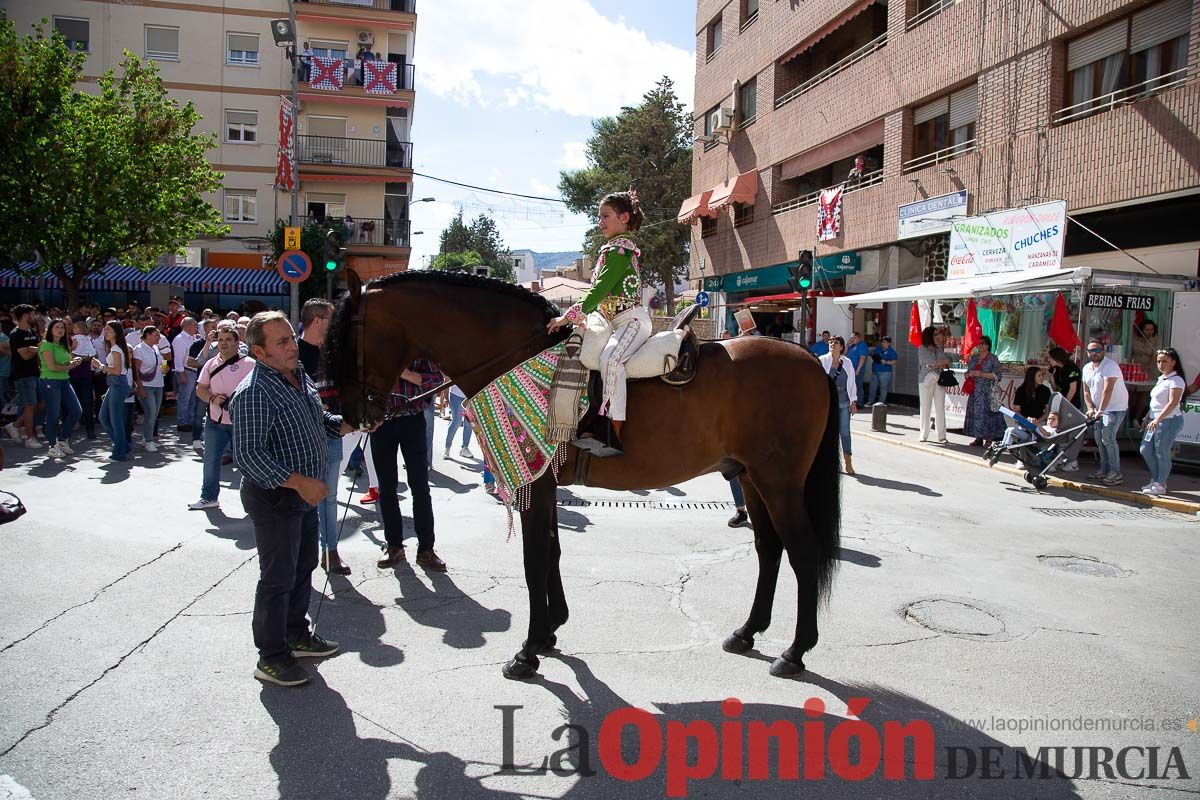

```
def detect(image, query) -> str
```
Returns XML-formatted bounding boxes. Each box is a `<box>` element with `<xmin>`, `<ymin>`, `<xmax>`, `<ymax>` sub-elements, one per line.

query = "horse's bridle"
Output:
<box><xmin>350</xmin><ymin>286</ymin><xmax>557</xmax><ymax>428</ymax></box>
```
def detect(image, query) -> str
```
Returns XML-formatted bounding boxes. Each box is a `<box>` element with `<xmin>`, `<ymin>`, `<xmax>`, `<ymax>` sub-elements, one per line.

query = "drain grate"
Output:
<box><xmin>557</xmin><ymin>499</ymin><xmax>734</xmax><ymax>510</ymax></box>
<box><xmin>1032</xmin><ymin>507</ymin><xmax>1186</xmax><ymax>521</ymax></box>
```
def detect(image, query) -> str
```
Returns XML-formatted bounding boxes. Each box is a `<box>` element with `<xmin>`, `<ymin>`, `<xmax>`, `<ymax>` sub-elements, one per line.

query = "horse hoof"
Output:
<box><xmin>502</xmin><ymin>657</ymin><xmax>539</xmax><ymax>681</ymax></box>
<box><xmin>769</xmin><ymin>655</ymin><xmax>806</xmax><ymax>679</ymax></box>
<box><xmin>541</xmin><ymin>634</ymin><xmax>558</xmax><ymax>653</ymax></box>
<box><xmin>722</xmin><ymin>632</ymin><xmax>754</xmax><ymax>654</ymax></box>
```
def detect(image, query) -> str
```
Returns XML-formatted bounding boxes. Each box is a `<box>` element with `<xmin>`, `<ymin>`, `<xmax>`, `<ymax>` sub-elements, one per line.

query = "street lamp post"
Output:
<box><xmin>286</xmin><ymin>0</ymin><xmax>301</xmax><ymax>324</ymax></box>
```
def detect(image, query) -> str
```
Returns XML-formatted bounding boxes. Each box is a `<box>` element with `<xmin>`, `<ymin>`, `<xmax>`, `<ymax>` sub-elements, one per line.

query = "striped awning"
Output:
<box><xmin>0</xmin><ymin>264</ymin><xmax>285</xmax><ymax>294</ymax></box>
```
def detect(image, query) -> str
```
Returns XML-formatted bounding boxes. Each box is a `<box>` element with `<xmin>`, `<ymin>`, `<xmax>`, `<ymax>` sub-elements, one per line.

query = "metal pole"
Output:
<box><xmin>287</xmin><ymin>0</ymin><xmax>301</xmax><ymax>324</ymax></box>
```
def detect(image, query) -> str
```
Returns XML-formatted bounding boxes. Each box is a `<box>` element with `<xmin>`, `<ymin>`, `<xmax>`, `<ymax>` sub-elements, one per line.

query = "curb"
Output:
<box><xmin>854</xmin><ymin>427</ymin><xmax>1200</xmax><ymax>518</ymax></box>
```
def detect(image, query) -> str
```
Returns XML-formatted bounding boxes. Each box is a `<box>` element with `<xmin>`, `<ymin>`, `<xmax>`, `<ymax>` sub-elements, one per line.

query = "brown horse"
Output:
<box><xmin>327</xmin><ymin>269</ymin><xmax>841</xmax><ymax>680</ymax></box>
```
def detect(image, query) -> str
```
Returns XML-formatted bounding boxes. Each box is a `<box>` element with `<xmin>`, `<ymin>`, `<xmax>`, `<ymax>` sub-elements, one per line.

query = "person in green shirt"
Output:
<box><xmin>547</xmin><ymin>190</ymin><xmax>649</xmax><ymax>455</ymax></box>
<box><xmin>38</xmin><ymin>318</ymin><xmax>84</xmax><ymax>458</ymax></box>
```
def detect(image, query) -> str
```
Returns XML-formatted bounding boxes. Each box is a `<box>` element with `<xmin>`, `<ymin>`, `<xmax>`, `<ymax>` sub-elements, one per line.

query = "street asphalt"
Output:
<box><xmin>0</xmin><ymin>414</ymin><xmax>1196</xmax><ymax>800</ymax></box>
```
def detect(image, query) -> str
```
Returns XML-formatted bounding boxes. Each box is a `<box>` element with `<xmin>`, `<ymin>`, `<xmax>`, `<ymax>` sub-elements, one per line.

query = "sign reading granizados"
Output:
<box><xmin>898</xmin><ymin>190</ymin><xmax>969</xmax><ymax>239</ymax></box>
<box><xmin>948</xmin><ymin>201</ymin><xmax>1067</xmax><ymax>279</ymax></box>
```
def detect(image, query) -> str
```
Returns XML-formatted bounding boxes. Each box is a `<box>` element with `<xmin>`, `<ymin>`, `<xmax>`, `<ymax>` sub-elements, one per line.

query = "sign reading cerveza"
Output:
<box><xmin>948</xmin><ymin>200</ymin><xmax>1067</xmax><ymax>279</ymax></box>
<box><xmin>1085</xmin><ymin>292</ymin><xmax>1156</xmax><ymax>311</ymax></box>
<box><xmin>704</xmin><ymin>252</ymin><xmax>862</xmax><ymax>294</ymax></box>
<box><xmin>897</xmin><ymin>190</ymin><xmax>969</xmax><ymax>239</ymax></box>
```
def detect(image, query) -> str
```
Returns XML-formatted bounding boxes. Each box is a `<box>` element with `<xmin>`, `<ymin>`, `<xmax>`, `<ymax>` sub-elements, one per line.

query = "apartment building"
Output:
<box><xmin>2</xmin><ymin>0</ymin><xmax>416</xmax><ymax>302</ymax></box>
<box><xmin>684</xmin><ymin>0</ymin><xmax>1199</xmax><ymax>336</ymax></box>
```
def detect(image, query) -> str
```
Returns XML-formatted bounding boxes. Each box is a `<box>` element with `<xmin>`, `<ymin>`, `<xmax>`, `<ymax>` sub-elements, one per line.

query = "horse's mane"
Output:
<box><xmin>369</xmin><ymin>269</ymin><xmax>560</xmax><ymax>321</ymax></box>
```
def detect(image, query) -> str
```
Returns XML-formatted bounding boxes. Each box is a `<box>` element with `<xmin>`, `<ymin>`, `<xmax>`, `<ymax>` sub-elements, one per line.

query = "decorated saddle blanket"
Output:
<box><xmin>579</xmin><ymin>308</ymin><xmax>687</xmax><ymax>378</ymax></box>
<box><xmin>464</xmin><ymin>342</ymin><xmax>589</xmax><ymax>513</ymax></box>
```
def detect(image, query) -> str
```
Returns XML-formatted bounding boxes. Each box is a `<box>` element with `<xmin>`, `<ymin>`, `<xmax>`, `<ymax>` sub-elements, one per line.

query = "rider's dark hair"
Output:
<box><xmin>600</xmin><ymin>189</ymin><xmax>645</xmax><ymax>232</ymax></box>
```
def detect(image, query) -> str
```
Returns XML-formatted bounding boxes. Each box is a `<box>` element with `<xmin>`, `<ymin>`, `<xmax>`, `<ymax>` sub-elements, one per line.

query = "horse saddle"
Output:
<box><xmin>578</xmin><ymin>303</ymin><xmax>700</xmax><ymax>386</ymax></box>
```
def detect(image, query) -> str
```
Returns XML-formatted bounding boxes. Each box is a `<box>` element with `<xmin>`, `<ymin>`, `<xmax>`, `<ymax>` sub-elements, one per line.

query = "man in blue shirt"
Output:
<box><xmin>846</xmin><ymin>332</ymin><xmax>870</xmax><ymax>409</ymax></box>
<box><xmin>810</xmin><ymin>330</ymin><xmax>831</xmax><ymax>357</ymax></box>
<box><xmin>232</xmin><ymin>310</ymin><xmax>356</xmax><ymax>687</ymax></box>
<box><xmin>868</xmin><ymin>335</ymin><xmax>899</xmax><ymax>405</ymax></box>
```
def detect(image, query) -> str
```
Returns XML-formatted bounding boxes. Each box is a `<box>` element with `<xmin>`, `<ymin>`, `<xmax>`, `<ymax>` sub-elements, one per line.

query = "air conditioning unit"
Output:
<box><xmin>713</xmin><ymin>107</ymin><xmax>735</xmax><ymax>133</ymax></box>
<box><xmin>357</xmin><ymin>31</ymin><xmax>374</xmax><ymax>46</ymax></box>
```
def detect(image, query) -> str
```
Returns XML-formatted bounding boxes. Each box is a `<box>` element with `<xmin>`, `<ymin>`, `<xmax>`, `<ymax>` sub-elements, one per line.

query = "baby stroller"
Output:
<box><xmin>984</xmin><ymin>393</ymin><xmax>1094</xmax><ymax>491</ymax></box>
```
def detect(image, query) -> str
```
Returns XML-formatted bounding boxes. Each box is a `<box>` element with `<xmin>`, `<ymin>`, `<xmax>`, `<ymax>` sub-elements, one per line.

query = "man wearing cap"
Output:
<box><xmin>162</xmin><ymin>297</ymin><xmax>186</xmax><ymax>341</ymax></box>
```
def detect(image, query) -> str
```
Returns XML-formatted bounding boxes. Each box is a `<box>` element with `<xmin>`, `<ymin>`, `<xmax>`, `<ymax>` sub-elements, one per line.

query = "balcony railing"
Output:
<box><xmin>300</xmin><ymin>62</ymin><xmax>415</xmax><ymax>93</ymax></box>
<box><xmin>775</xmin><ymin>31</ymin><xmax>888</xmax><ymax>110</ymax></box>
<box><xmin>1053</xmin><ymin>67</ymin><xmax>1192</xmax><ymax>125</ymax></box>
<box><xmin>902</xmin><ymin>139</ymin><xmax>975</xmax><ymax>173</ymax></box>
<box><xmin>297</xmin><ymin>135</ymin><xmax>412</xmax><ymax>169</ymax></box>
<box><xmin>306</xmin><ymin>216</ymin><xmax>411</xmax><ymax>248</ymax></box>
<box><xmin>298</xmin><ymin>0</ymin><xmax>415</xmax><ymax>12</ymax></box>
<box><xmin>906</xmin><ymin>0</ymin><xmax>962</xmax><ymax>32</ymax></box>
<box><xmin>771</xmin><ymin>169</ymin><xmax>884</xmax><ymax>215</ymax></box>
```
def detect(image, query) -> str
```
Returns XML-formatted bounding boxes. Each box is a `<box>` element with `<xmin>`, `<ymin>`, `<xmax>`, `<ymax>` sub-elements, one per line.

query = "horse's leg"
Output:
<box><xmin>546</xmin><ymin>501</ymin><xmax>568</xmax><ymax>648</ymax></box>
<box><xmin>722</xmin><ymin>478</ymin><xmax>783</xmax><ymax>654</ymax></box>
<box><xmin>503</xmin><ymin>473</ymin><xmax>557</xmax><ymax>681</ymax></box>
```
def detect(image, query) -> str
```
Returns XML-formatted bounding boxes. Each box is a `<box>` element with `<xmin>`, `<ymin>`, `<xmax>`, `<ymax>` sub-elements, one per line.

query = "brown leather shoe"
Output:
<box><xmin>376</xmin><ymin>547</ymin><xmax>406</xmax><ymax>568</ymax></box>
<box><xmin>323</xmin><ymin>549</ymin><xmax>352</xmax><ymax>576</ymax></box>
<box><xmin>415</xmin><ymin>549</ymin><xmax>447</xmax><ymax>572</ymax></box>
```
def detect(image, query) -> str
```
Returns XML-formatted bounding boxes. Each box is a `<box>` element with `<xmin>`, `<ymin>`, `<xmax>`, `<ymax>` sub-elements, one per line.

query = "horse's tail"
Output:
<box><xmin>804</xmin><ymin>375</ymin><xmax>842</xmax><ymax>604</ymax></box>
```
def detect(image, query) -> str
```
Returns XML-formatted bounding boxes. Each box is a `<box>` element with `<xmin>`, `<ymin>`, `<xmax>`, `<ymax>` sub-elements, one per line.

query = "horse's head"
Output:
<box><xmin>326</xmin><ymin>271</ymin><xmax>411</xmax><ymax>429</ymax></box>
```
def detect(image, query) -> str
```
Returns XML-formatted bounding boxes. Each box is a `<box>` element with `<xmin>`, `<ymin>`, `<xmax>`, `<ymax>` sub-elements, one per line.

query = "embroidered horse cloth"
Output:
<box><xmin>465</xmin><ymin>342</ymin><xmax>589</xmax><ymax>512</ymax></box>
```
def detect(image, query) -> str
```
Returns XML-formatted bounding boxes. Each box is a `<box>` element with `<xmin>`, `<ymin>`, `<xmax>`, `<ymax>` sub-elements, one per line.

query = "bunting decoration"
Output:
<box><xmin>817</xmin><ymin>185</ymin><xmax>843</xmax><ymax>241</ymax></box>
<box><xmin>960</xmin><ymin>297</ymin><xmax>982</xmax><ymax>361</ymax></box>
<box><xmin>363</xmin><ymin>60</ymin><xmax>398</xmax><ymax>95</ymax></box>
<box><xmin>907</xmin><ymin>301</ymin><xmax>923</xmax><ymax>348</ymax></box>
<box><xmin>274</xmin><ymin>96</ymin><xmax>296</xmax><ymax>192</ymax></box>
<box><xmin>309</xmin><ymin>56</ymin><xmax>345</xmax><ymax>91</ymax></box>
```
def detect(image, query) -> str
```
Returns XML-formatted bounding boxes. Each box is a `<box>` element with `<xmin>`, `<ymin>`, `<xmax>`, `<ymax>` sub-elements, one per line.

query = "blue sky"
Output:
<box><xmin>408</xmin><ymin>0</ymin><xmax>696</xmax><ymax>271</ymax></box>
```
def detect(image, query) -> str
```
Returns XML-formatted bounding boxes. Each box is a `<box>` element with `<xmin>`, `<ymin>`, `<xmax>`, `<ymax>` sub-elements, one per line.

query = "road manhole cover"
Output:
<box><xmin>1038</xmin><ymin>554</ymin><xmax>1130</xmax><ymax>578</ymax></box>
<box><xmin>904</xmin><ymin>598</ymin><xmax>1006</xmax><ymax>638</ymax></box>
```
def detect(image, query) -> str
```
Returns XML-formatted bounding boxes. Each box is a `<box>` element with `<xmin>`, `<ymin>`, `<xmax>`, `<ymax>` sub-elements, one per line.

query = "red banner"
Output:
<box><xmin>363</xmin><ymin>60</ymin><xmax>398</xmax><ymax>94</ymax></box>
<box><xmin>275</xmin><ymin>96</ymin><xmax>296</xmax><ymax>192</ymax></box>
<box><xmin>310</xmin><ymin>56</ymin><xmax>345</xmax><ymax>92</ymax></box>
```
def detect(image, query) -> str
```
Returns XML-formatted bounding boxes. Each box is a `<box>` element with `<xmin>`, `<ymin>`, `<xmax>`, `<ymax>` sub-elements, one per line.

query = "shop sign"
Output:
<box><xmin>717</xmin><ymin>252</ymin><xmax>862</xmax><ymax>294</ymax></box>
<box><xmin>948</xmin><ymin>200</ymin><xmax>1067</xmax><ymax>279</ymax></box>
<box><xmin>702</xmin><ymin>276</ymin><xmax>723</xmax><ymax>292</ymax></box>
<box><xmin>1085</xmin><ymin>292</ymin><xmax>1156</xmax><ymax>312</ymax></box>
<box><xmin>897</xmin><ymin>191</ymin><xmax>969</xmax><ymax>239</ymax></box>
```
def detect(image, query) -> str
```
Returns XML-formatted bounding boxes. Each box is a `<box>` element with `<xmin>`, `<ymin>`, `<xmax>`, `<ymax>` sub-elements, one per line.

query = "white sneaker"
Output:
<box><xmin>58</xmin><ymin>441</ymin><xmax>75</xmax><ymax>455</ymax></box>
<box><xmin>459</xmin><ymin>446</ymin><xmax>472</xmax><ymax>459</ymax></box>
<box><xmin>1140</xmin><ymin>482</ymin><xmax>1156</xmax><ymax>492</ymax></box>
<box><xmin>1061</xmin><ymin>461</ymin><xmax>1079</xmax><ymax>472</ymax></box>
<box><xmin>442</xmin><ymin>448</ymin><xmax>451</xmax><ymax>459</ymax></box>
<box><xmin>143</xmin><ymin>441</ymin><xmax>159</xmax><ymax>452</ymax></box>
<box><xmin>193</xmin><ymin>441</ymin><xmax>204</xmax><ymax>453</ymax></box>
<box><xmin>4</xmin><ymin>422</ymin><xmax>22</xmax><ymax>442</ymax></box>
<box><xmin>188</xmin><ymin>499</ymin><xmax>219</xmax><ymax>510</ymax></box>
<box><xmin>24</xmin><ymin>437</ymin><xmax>42</xmax><ymax>448</ymax></box>
<box><xmin>47</xmin><ymin>444</ymin><xmax>65</xmax><ymax>458</ymax></box>
<box><xmin>1142</xmin><ymin>483</ymin><xmax>1165</xmax><ymax>496</ymax></box>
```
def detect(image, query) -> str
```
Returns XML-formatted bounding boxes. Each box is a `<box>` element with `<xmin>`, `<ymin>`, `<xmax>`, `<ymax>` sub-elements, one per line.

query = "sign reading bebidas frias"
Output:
<box><xmin>1085</xmin><ymin>293</ymin><xmax>1156</xmax><ymax>312</ymax></box>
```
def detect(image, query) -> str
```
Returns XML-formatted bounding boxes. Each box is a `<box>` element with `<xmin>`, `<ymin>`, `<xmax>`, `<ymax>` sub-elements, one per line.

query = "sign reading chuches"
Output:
<box><xmin>948</xmin><ymin>200</ymin><xmax>1067</xmax><ymax>279</ymax></box>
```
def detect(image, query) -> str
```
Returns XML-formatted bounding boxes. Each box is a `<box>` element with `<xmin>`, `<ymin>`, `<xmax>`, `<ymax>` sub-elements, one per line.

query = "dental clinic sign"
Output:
<box><xmin>948</xmin><ymin>201</ymin><xmax>1067</xmax><ymax>279</ymax></box>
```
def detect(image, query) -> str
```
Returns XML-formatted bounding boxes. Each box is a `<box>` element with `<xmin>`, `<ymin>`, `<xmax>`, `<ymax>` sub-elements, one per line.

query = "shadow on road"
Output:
<box><xmin>850</xmin><ymin>473</ymin><xmax>943</xmax><ymax>497</ymax></box>
<box><xmin>391</xmin><ymin>567</ymin><xmax>511</xmax><ymax>649</ymax></box>
<box><xmin>837</xmin><ymin>547</ymin><xmax>882</xmax><ymax>568</ymax></box>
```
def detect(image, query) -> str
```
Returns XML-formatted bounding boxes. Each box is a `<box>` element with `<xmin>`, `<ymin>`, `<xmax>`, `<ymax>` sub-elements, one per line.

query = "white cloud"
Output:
<box><xmin>529</xmin><ymin>178</ymin><xmax>559</xmax><ymax>196</ymax></box>
<box><xmin>560</xmin><ymin>141</ymin><xmax>588</xmax><ymax>170</ymax></box>
<box><xmin>419</xmin><ymin>0</ymin><xmax>695</xmax><ymax>118</ymax></box>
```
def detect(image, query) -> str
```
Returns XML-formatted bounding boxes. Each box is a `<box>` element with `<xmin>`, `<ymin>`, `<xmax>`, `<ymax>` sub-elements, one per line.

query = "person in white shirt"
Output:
<box><xmin>1138</xmin><ymin>348</ymin><xmax>1187</xmax><ymax>496</ymax></box>
<box><xmin>818</xmin><ymin>336</ymin><xmax>858</xmax><ymax>476</ymax></box>
<box><xmin>132</xmin><ymin>326</ymin><xmax>166</xmax><ymax>451</ymax></box>
<box><xmin>172</xmin><ymin>317</ymin><xmax>200</xmax><ymax>434</ymax></box>
<box><xmin>1081</xmin><ymin>339</ymin><xmax>1130</xmax><ymax>485</ymax></box>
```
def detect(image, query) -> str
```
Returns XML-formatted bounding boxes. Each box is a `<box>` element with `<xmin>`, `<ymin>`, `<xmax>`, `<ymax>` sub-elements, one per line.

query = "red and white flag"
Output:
<box><xmin>310</xmin><ymin>56</ymin><xmax>345</xmax><ymax>92</ymax></box>
<box><xmin>363</xmin><ymin>60</ymin><xmax>398</xmax><ymax>95</ymax></box>
<box><xmin>817</xmin><ymin>185</ymin><xmax>843</xmax><ymax>241</ymax></box>
<box><xmin>275</xmin><ymin>96</ymin><xmax>296</xmax><ymax>192</ymax></box>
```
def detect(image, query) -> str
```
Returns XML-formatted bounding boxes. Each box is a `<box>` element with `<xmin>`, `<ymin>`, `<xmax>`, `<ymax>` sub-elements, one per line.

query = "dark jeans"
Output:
<box><xmin>370</xmin><ymin>413</ymin><xmax>434</xmax><ymax>551</ymax></box>
<box><xmin>241</xmin><ymin>482</ymin><xmax>319</xmax><ymax>661</ymax></box>
<box><xmin>69</xmin><ymin>364</ymin><xmax>95</xmax><ymax>435</ymax></box>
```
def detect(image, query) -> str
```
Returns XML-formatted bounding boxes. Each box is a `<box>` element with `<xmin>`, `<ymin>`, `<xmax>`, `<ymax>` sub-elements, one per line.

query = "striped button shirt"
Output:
<box><xmin>231</xmin><ymin>362</ymin><xmax>343</xmax><ymax>490</ymax></box>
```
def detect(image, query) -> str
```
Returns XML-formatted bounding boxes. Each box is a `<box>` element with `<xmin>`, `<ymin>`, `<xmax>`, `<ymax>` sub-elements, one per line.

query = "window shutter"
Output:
<box><xmin>1130</xmin><ymin>0</ymin><xmax>1191</xmax><ymax>52</ymax></box>
<box><xmin>948</xmin><ymin>84</ymin><xmax>978</xmax><ymax>129</ymax></box>
<box><xmin>146</xmin><ymin>26</ymin><xmax>179</xmax><ymax>56</ymax></box>
<box><xmin>307</xmin><ymin>117</ymin><xmax>347</xmax><ymax>138</ymax></box>
<box><xmin>226</xmin><ymin>110</ymin><xmax>256</xmax><ymax>126</ymax></box>
<box><xmin>913</xmin><ymin>96</ymin><xmax>948</xmax><ymax>125</ymax></box>
<box><xmin>306</xmin><ymin>193</ymin><xmax>347</xmax><ymax>205</ymax></box>
<box><xmin>1067</xmin><ymin>19</ymin><xmax>1128</xmax><ymax>72</ymax></box>
<box><xmin>228</xmin><ymin>33</ymin><xmax>258</xmax><ymax>53</ymax></box>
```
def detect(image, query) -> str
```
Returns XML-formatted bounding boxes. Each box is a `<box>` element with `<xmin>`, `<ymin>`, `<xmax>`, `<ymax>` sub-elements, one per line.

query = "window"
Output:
<box><xmin>224</xmin><ymin>190</ymin><xmax>256</xmax><ymax>223</ymax></box>
<box><xmin>52</xmin><ymin>17</ymin><xmax>89</xmax><ymax>52</ymax></box>
<box><xmin>700</xmin><ymin>215</ymin><xmax>718</xmax><ymax>238</ymax></box>
<box><xmin>706</xmin><ymin>15</ymin><xmax>722</xmax><ymax>59</ymax></box>
<box><xmin>701</xmin><ymin>106</ymin><xmax>721</xmax><ymax>149</ymax></box>
<box><xmin>310</xmin><ymin>40</ymin><xmax>349</xmax><ymax>60</ymax></box>
<box><xmin>912</xmin><ymin>84</ymin><xmax>977</xmax><ymax>159</ymax></box>
<box><xmin>734</xmin><ymin>203</ymin><xmax>755</xmax><ymax>228</ymax></box>
<box><xmin>227</xmin><ymin>32</ymin><xmax>259</xmax><ymax>66</ymax></box>
<box><xmin>738</xmin><ymin>78</ymin><xmax>757</xmax><ymax>125</ymax></box>
<box><xmin>145</xmin><ymin>25</ymin><xmax>179</xmax><ymax>61</ymax></box>
<box><xmin>741</xmin><ymin>0</ymin><xmax>759</xmax><ymax>30</ymax></box>
<box><xmin>224</xmin><ymin>110</ymin><xmax>257</xmax><ymax>143</ymax></box>
<box><xmin>1063</xmin><ymin>0</ymin><xmax>1190</xmax><ymax>121</ymax></box>
<box><xmin>306</xmin><ymin>193</ymin><xmax>346</xmax><ymax>222</ymax></box>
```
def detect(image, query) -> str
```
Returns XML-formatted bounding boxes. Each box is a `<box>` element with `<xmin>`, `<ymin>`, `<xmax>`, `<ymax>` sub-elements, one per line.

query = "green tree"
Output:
<box><xmin>558</xmin><ymin>76</ymin><xmax>692</xmax><ymax>310</ymax></box>
<box><xmin>267</xmin><ymin>218</ymin><xmax>345</xmax><ymax>304</ymax></box>
<box><xmin>438</xmin><ymin>211</ymin><xmax>473</xmax><ymax>255</ymax></box>
<box><xmin>0</xmin><ymin>21</ymin><xmax>227</xmax><ymax>308</ymax></box>
<box><xmin>435</xmin><ymin>211</ymin><xmax>514</xmax><ymax>282</ymax></box>
<box><xmin>431</xmin><ymin>250</ymin><xmax>482</xmax><ymax>272</ymax></box>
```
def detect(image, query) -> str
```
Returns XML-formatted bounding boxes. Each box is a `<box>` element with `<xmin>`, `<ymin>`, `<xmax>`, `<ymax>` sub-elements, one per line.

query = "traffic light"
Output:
<box><xmin>322</xmin><ymin>229</ymin><xmax>346</xmax><ymax>272</ymax></box>
<box><xmin>787</xmin><ymin>249</ymin><xmax>814</xmax><ymax>292</ymax></box>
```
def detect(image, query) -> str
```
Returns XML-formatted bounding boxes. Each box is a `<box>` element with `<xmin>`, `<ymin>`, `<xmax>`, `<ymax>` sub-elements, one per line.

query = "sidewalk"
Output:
<box><xmin>849</xmin><ymin>403</ymin><xmax>1200</xmax><ymax>516</ymax></box>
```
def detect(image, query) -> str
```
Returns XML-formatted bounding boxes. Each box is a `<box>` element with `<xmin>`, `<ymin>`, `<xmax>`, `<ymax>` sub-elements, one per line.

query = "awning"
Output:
<box><xmin>707</xmin><ymin>171</ymin><xmax>758</xmax><ymax>212</ymax></box>
<box><xmin>781</xmin><ymin>119</ymin><xmax>884</xmax><ymax>181</ymax></box>
<box><xmin>677</xmin><ymin>189</ymin><xmax>715</xmax><ymax>225</ymax></box>
<box><xmin>832</xmin><ymin>267</ymin><xmax>1092</xmax><ymax>304</ymax></box>
<box><xmin>0</xmin><ymin>265</ymin><xmax>285</xmax><ymax>294</ymax></box>
<box><xmin>778</xmin><ymin>0</ymin><xmax>878</xmax><ymax>64</ymax></box>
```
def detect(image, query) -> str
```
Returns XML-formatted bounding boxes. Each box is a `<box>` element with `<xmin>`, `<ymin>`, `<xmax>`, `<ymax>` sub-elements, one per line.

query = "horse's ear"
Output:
<box><xmin>345</xmin><ymin>269</ymin><xmax>363</xmax><ymax>308</ymax></box>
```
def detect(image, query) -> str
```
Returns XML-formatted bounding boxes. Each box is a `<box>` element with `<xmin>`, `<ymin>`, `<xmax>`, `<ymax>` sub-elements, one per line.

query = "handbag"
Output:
<box><xmin>937</xmin><ymin>369</ymin><xmax>959</xmax><ymax>388</ymax></box>
<box><xmin>0</xmin><ymin>489</ymin><xmax>27</xmax><ymax>526</ymax></box>
<box><xmin>961</xmin><ymin>376</ymin><xmax>975</xmax><ymax>395</ymax></box>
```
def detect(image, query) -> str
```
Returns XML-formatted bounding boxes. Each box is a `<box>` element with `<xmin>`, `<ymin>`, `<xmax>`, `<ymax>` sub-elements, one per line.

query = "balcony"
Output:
<box><xmin>775</xmin><ymin>32</ymin><xmax>888</xmax><ymax>110</ymax></box>
<box><xmin>298</xmin><ymin>0</ymin><xmax>416</xmax><ymax>13</ymax></box>
<box><xmin>906</xmin><ymin>0</ymin><xmax>962</xmax><ymax>32</ymax></box>
<box><xmin>297</xmin><ymin>135</ymin><xmax>412</xmax><ymax>169</ymax></box>
<box><xmin>306</xmin><ymin>216</ymin><xmax>412</xmax><ymax>248</ymax></box>
<box><xmin>902</xmin><ymin>139</ymin><xmax>975</xmax><ymax>173</ymax></box>
<box><xmin>300</xmin><ymin>62</ymin><xmax>415</xmax><ymax>95</ymax></box>
<box><xmin>1053</xmin><ymin>67</ymin><xmax>1191</xmax><ymax>125</ymax></box>
<box><xmin>771</xmin><ymin>169</ymin><xmax>884</xmax><ymax>215</ymax></box>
